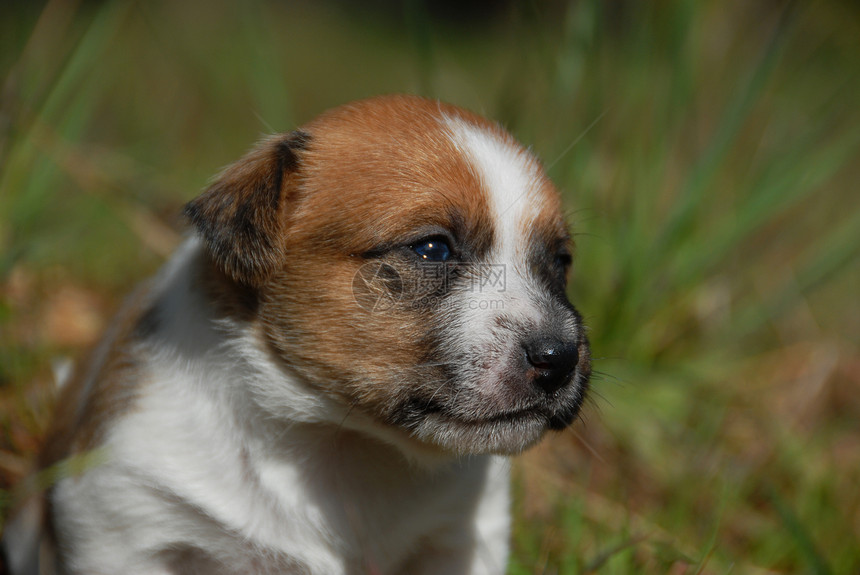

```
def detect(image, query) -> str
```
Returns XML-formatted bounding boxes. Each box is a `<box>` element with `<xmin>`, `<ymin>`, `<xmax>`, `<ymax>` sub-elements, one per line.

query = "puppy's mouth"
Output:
<box><xmin>387</xmin><ymin>368</ymin><xmax>588</xmax><ymax>455</ymax></box>
<box><xmin>425</xmin><ymin>402</ymin><xmax>578</xmax><ymax>429</ymax></box>
<box><xmin>406</xmin><ymin>405</ymin><xmax>582</xmax><ymax>456</ymax></box>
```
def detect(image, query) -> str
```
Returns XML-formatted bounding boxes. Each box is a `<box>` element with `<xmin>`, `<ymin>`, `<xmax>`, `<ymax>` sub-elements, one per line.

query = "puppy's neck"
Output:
<box><xmin>153</xmin><ymin>238</ymin><xmax>473</xmax><ymax>469</ymax></box>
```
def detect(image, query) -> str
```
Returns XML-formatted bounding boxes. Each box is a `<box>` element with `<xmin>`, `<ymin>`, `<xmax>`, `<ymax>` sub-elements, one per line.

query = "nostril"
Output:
<box><xmin>526</xmin><ymin>339</ymin><xmax>579</xmax><ymax>371</ymax></box>
<box><xmin>524</xmin><ymin>338</ymin><xmax>579</xmax><ymax>394</ymax></box>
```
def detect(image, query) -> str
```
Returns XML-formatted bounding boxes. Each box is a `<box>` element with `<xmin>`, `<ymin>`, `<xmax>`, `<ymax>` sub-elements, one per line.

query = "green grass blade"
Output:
<box><xmin>766</xmin><ymin>485</ymin><xmax>833</xmax><ymax>575</ymax></box>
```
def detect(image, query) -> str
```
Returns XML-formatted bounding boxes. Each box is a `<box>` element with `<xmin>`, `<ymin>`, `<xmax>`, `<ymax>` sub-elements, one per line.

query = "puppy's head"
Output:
<box><xmin>185</xmin><ymin>95</ymin><xmax>590</xmax><ymax>455</ymax></box>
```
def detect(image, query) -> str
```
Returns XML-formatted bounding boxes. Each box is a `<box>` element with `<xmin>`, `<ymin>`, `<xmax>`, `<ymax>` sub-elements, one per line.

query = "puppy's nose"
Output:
<box><xmin>524</xmin><ymin>337</ymin><xmax>579</xmax><ymax>394</ymax></box>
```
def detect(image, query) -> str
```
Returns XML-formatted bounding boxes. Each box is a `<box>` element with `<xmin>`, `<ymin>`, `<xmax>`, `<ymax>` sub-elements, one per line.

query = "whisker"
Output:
<box><xmin>565</xmin><ymin>425</ymin><xmax>607</xmax><ymax>464</ymax></box>
<box><xmin>546</xmin><ymin>109</ymin><xmax>608</xmax><ymax>171</ymax></box>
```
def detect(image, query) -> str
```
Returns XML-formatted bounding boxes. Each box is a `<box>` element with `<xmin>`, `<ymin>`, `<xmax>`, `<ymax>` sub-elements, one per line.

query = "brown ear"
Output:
<box><xmin>183</xmin><ymin>130</ymin><xmax>310</xmax><ymax>286</ymax></box>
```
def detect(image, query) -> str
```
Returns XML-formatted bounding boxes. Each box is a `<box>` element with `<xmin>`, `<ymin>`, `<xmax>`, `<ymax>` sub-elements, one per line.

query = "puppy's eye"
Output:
<box><xmin>412</xmin><ymin>238</ymin><xmax>451</xmax><ymax>262</ymax></box>
<box><xmin>555</xmin><ymin>251</ymin><xmax>572</xmax><ymax>270</ymax></box>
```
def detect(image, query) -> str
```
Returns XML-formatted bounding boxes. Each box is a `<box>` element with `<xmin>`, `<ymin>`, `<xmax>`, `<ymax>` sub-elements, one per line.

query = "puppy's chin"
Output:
<box><xmin>376</xmin><ymin>379</ymin><xmax>587</xmax><ymax>456</ymax></box>
<box><xmin>410</xmin><ymin>412</ymin><xmax>553</xmax><ymax>456</ymax></box>
<box><xmin>402</xmin><ymin>399</ymin><xmax>584</xmax><ymax>455</ymax></box>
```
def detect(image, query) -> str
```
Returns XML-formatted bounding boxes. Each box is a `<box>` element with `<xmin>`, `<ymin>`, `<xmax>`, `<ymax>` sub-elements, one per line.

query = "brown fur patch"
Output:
<box><xmin>193</xmin><ymin>251</ymin><xmax>260</xmax><ymax>323</ymax></box>
<box><xmin>287</xmin><ymin>96</ymin><xmax>499</xmax><ymax>256</ymax></box>
<box><xmin>253</xmin><ymin>96</ymin><xmax>504</xmax><ymax>415</ymax></box>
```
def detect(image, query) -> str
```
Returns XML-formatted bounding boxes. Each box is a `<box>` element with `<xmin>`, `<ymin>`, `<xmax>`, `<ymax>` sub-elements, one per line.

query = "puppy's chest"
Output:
<box><xmin>107</xmin><ymin>383</ymin><xmax>494</xmax><ymax>572</ymax></box>
<box><xmin>206</xmin><ymin>455</ymin><xmax>488</xmax><ymax>574</ymax></box>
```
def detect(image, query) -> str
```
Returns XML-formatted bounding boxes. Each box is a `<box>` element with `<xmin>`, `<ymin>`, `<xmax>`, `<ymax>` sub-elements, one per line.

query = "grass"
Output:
<box><xmin>1</xmin><ymin>0</ymin><xmax>859</xmax><ymax>572</ymax></box>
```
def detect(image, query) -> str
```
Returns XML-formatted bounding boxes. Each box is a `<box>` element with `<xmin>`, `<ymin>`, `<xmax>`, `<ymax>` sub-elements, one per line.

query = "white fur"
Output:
<box><xmin>44</xmin><ymin>240</ymin><xmax>511</xmax><ymax>575</ymax></box>
<box><xmin>441</xmin><ymin>118</ymin><xmax>556</xmax><ymax>405</ymax></box>
<box><xmin>444</xmin><ymin>116</ymin><xmax>549</xmax><ymax>326</ymax></box>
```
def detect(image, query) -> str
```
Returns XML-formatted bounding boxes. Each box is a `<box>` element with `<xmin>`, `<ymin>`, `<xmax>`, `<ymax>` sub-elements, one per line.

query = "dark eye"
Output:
<box><xmin>555</xmin><ymin>251</ymin><xmax>572</xmax><ymax>270</ymax></box>
<box><xmin>413</xmin><ymin>238</ymin><xmax>451</xmax><ymax>262</ymax></box>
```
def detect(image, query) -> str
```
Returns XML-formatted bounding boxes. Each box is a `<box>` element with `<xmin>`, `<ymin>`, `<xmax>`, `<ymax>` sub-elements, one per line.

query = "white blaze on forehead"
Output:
<box><xmin>442</xmin><ymin>117</ymin><xmax>548</xmax><ymax>262</ymax></box>
<box><xmin>442</xmin><ymin>116</ymin><xmax>552</xmax><ymax>336</ymax></box>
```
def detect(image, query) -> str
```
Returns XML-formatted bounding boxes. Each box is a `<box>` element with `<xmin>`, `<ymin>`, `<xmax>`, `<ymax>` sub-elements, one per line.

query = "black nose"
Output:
<box><xmin>524</xmin><ymin>337</ymin><xmax>579</xmax><ymax>394</ymax></box>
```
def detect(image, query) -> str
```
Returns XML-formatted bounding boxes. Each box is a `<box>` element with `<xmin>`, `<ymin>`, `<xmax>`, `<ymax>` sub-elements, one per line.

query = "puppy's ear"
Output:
<box><xmin>184</xmin><ymin>131</ymin><xmax>310</xmax><ymax>287</ymax></box>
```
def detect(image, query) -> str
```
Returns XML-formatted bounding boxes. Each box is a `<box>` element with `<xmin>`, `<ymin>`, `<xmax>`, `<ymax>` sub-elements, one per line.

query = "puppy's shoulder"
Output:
<box><xmin>39</xmin><ymin>278</ymin><xmax>157</xmax><ymax>469</ymax></box>
<box><xmin>40</xmin><ymin>237</ymin><xmax>261</xmax><ymax>469</ymax></box>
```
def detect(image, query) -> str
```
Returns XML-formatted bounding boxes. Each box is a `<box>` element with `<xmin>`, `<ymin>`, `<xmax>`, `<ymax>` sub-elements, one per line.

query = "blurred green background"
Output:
<box><xmin>1</xmin><ymin>0</ymin><xmax>859</xmax><ymax>573</ymax></box>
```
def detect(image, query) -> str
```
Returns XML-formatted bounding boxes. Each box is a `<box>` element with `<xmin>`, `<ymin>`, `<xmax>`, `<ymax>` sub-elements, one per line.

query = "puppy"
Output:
<box><xmin>3</xmin><ymin>95</ymin><xmax>590</xmax><ymax>574</ymax></box>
